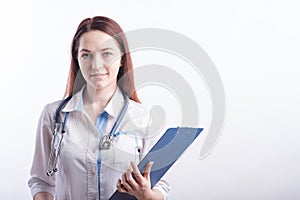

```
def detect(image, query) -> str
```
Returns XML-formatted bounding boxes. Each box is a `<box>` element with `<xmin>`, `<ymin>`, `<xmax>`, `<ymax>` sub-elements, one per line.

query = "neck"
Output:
<box><xmin>84</xmin><ymin>83</ymin><xmax>117</xmax><ymax>108</ymax></box>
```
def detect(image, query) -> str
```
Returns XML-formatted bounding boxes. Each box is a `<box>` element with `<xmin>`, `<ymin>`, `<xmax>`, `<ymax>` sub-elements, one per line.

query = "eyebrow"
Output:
<box><xmin>100</xmin><ymin>47</ymin><xmax>114</xmax><ymax>51</ymax></box>
<box><xmin>79</xmin><ymin>49</ymin><xmax>91</xmax><ymax>53</ymax></box>
<box><xmin>79</xmin><ymin>47</ymin><xmax>114</xmax><ymax>53</ymax></box>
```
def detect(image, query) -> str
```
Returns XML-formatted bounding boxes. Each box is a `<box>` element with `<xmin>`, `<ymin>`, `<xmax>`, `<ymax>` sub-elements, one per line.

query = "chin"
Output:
<box><xmin>95</xmin><ymin>81</ymin><xmax>110</xmax><ymax>89</ymax></box>
<box><xmin>88</xmin><ymin>78</ymin><xmax>117</xmax><ymax>90</ymax></box>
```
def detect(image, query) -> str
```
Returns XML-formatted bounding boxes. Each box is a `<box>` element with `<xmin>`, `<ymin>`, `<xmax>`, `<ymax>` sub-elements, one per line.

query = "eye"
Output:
<box><xmin>81</xmin><ymin>53</ymin><xmax>91</xmax><ymax>59</ymax></box>
<box><xmin>103</xmin><ymin>51</ymin><xmax>113</xmax><ymax>57</ymax></box>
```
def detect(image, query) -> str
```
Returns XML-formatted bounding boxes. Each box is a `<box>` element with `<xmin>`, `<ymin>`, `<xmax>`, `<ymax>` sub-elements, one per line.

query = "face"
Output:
<box><xmin>77</xmin><ymin>30</ymin><xmax>122</xmax><ymax>90</ymax></box>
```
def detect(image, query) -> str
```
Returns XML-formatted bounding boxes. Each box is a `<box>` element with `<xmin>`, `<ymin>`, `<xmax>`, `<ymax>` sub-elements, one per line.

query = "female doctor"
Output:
<box><xmin>28</xmin><ymin>16</ymin><xmax>169</xmax><ymax>200</ymax></box>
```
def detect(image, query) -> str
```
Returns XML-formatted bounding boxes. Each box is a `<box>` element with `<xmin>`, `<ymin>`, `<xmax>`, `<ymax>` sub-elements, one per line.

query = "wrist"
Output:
<box><xmin>138</xmin><ymin>189</ymin><xmax>163</xmax><ymax>200</ymax></box>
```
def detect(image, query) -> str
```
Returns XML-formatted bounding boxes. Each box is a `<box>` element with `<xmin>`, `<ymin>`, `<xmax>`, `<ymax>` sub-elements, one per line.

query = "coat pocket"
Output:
<box><xmin>113</xmin><ymin>133</ymin><xmax>142</xmax><ymax>166</ymax></box>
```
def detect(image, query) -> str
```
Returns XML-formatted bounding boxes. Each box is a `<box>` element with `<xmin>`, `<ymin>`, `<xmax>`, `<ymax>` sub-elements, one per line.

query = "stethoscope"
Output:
<box><xmin>46</xmin><ymin>93</ymin><xmax>129</xmax><ymax>176</ymax></box>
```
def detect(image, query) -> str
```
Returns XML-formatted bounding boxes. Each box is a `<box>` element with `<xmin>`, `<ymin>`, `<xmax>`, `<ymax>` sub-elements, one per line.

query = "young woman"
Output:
<box><xmin>28</xmin><ymin>16</ymin><xmax>169</xmax><ymax>200</ymax></box>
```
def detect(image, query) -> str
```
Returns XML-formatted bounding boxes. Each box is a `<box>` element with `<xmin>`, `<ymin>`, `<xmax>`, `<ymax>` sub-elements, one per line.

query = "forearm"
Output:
<box><xmin>138</xmin><ymin>189</ymin><xmax>164</xmax><ymax>200</ymax></box>
<box><xmin>33</xmin><ymin>192</ymin><xmax>54</xmax><ymax>200</ymax></box>
<box><xmin>151</xmin><ymin>189</ymin><xmax>164</xmax><ymax>200</ymax></box>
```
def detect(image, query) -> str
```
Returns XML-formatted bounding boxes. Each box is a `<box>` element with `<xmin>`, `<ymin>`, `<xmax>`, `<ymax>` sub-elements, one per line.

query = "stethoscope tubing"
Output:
<box><xmin>47</xmin><ymin>92</ymin><xmax>129</xmax><ymax>176</ymax></box>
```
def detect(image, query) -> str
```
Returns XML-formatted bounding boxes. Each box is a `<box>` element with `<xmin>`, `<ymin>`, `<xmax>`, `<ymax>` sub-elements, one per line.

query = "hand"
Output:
<box><xmin>34</xmin><ymin>192</ymin><xmax>54</xmax><ymax>200</ymax></box>
<box><xmin>116</xmin><ymin>161</ymin><xmax>163</xmax><ymax>200</ymax></box>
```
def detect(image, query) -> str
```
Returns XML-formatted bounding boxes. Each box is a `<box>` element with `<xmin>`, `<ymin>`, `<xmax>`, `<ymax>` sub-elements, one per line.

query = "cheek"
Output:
<box><xmin>109</xmin><ymin>59</ymin><xmax>121</xmax><ymax>73</ymax></box>
<box><xmin>79</xmin><ymin>65</ymin><xmax>87</xmax><ymax>75</ymax></box>
<box><xmin>78</xmin><ymin>61</ymin><xmax>84</xmax><ymax>69</ymax></box>
<box><xmin>78</xmin><ymin>61</ymin><xmax>90</xmax><ymax>71</ymax></box>
<box><xmin>78</xmin><ymin>63</ymin><xmax>90</xmax><ymax>80</ymax></box>
<box><xmin>110</xmin><ymin>66</ymin><xmax>121</xmax><ymax>78</ymax></box>
<box><xmin>110</xmin><ymin>57</ymin><xmax>121</xmax><ymax>67</ymax></box>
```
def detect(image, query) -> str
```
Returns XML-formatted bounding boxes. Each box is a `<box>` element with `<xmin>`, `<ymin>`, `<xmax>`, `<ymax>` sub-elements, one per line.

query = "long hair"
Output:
<box><xmin>64</xmin><ymin>16</ymin><xmax>140</xmax><ymax>102</ymax></box>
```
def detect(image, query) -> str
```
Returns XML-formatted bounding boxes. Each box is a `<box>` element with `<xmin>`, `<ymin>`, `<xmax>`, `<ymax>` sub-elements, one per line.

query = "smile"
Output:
<box><xmin>90</xmin><ymin>73</ymin><xmax>108</xmax><ymax>76</ymax></box>
<box><xmin>90</xmin><ymin>73</ymin><xmax>108</xmax><ymax>79</ymax></box>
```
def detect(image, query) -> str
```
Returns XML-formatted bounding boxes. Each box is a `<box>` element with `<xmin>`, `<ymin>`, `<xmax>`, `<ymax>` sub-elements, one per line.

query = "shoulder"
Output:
<box><xmin>128</xmin><ymin>100</ymin><xmax>150</xmax><ymax>121</ymax></box>
<box><xmin>44</xmin><ymin>99</ymin><xmax>67</xmax><ymax>115</ymax></box>
<box><xmin>39</xmin><ymin>98</ymin><xmax>69</xmax><ymax>123</ymax></box>
<box><xmin>119</xmin><ymin>99</ymin><xmax>151</xmax><ymax>134</ymax></box>
<box><xmin>127</xmin><ymin>100</ymin><xmax>166</xmax><ymax>140</ymax></box>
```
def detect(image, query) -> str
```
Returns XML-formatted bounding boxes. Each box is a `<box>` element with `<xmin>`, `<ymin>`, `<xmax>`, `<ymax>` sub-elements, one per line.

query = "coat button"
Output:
<box><xmin>89</xmin><ymin>194</ymin><xmax>96</xmax><ymax>200</ymax></box>
<box><xmin>92</xmin><ymin>165</ymin><xmax>97</xmax><ymax>175</ymax></box>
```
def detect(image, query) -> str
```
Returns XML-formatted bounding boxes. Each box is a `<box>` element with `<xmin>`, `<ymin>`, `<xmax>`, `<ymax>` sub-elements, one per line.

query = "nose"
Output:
<box><xmin>92</xmin><ymin>53</ymin><xmax>104</xmax><ymax>69</ymax></box>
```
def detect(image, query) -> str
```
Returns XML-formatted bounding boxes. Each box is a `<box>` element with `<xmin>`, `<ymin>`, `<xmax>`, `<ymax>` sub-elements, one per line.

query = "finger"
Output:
<box><xmin>130</xmin><ymin>161</ymin><xmax>143</xmax><ymax>183</ymax></box>
<box><xmin>143</xmin><ymin>161</ymin><xmax>154</xmax><ymax>180</ymax></box>
<box><xmin>116</xmin><ymin>179</ymin><xmax>127</xmax><ymax>193</ymax></box>
<box><xmin>122</xmin><ymin>172</ymin><xmax>133</xmax><ymax>192</ymax></box>
<box><xmin>125</xmin><ymin>168</ymin><xmax>139</xmax><ymax>191</ymax></box>
<box><xmin>130</xmin><ymin>161</ymin><xmax>140</xmax><ymax>174</ymax></box>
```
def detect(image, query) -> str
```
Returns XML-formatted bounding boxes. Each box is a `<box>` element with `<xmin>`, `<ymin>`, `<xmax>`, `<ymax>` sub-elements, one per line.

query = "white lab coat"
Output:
<box><xmin>28</xmin><ymin>86</ymin><xmax>170</xmax><ymax>200</ymax></box>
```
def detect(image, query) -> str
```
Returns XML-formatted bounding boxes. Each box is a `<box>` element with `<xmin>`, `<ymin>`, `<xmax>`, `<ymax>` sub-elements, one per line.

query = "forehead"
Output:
<box><xmin>78</xmin><ymin>30</ymin><xmax>119</xmax><ymax>51</ymax></box>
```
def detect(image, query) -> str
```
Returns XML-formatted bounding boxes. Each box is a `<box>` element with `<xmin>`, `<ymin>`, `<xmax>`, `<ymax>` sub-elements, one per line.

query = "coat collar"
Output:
<box><xmin>61</xmin><ymin>85</ymin><xmax>126</xmax><ymax>119</ymax></box>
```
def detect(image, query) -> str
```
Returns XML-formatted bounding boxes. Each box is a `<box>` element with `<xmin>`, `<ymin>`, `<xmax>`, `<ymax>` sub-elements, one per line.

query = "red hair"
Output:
<box><xmin>64</xmin><ymin>16</ymin><xmax>140</xmax><ymax>103</ymax></box>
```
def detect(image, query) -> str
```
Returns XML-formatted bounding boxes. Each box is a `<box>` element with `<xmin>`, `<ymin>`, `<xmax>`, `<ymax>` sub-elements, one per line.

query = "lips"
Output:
<box><xmin>91</xmin><ymin>73</ymin><xmax>107</xmax><ymax>76</ymax></box>
<box><xmin>90</xmin><ymin>73</ymin><xmax>108</xmax><ymax>78</ymax></box>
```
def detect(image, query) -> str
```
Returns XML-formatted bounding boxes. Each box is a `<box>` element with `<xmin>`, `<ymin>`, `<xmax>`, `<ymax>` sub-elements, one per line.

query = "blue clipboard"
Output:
<box><xmin>109</xmin><ymin>127</ymin><xmax>203</xmax><ymax>200</ymax></box>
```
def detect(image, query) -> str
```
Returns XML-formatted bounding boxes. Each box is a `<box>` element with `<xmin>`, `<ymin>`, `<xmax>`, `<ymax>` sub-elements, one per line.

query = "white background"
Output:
<box><xmin>0</xmin><ymin>0</ymin><xmax>299</xmax><ymax>199</ymax></box>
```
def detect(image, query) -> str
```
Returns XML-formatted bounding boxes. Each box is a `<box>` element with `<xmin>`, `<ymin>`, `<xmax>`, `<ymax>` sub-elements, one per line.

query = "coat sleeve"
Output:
<box><xmin>142</xmin><ymin>136</ymin><xmax>171</xmax><ymax>200</ymax></box>
<box><xmin>141</xmin><ymin>112</ymin><xmax>171</xmax><ymax>200</ymax></box>
<box><xmin>28</xmin><ymin>104</ymin><xmax>56</xmax><ymax>198</ymax></box>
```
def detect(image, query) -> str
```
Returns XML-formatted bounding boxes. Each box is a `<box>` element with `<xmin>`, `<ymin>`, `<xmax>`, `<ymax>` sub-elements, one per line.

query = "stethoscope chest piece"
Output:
<box><xmin>99</xmin><ymin>94</ymin><xmax>129</xmax><ymax>150</ymax></box>
<box><xmin>100</xmin><ymin>135</ymin><xmax>112</xmax><ymax>150</ymax></box>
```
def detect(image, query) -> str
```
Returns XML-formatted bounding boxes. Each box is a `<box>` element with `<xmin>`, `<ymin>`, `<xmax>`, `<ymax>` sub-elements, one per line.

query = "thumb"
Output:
<box><xmin>143</xmin><ymin>161</ymin><xmax>154</xmax><ymax>180</ymax></box>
